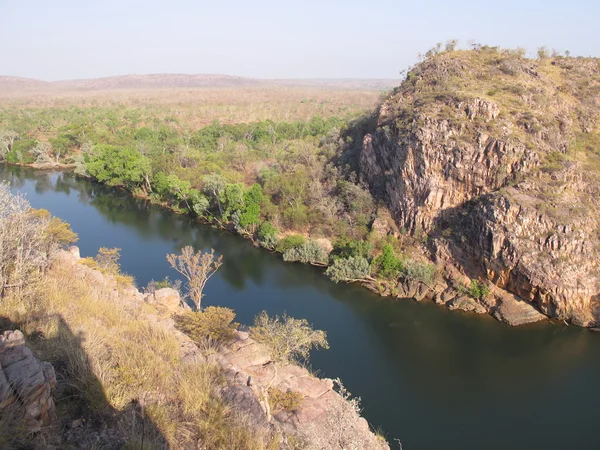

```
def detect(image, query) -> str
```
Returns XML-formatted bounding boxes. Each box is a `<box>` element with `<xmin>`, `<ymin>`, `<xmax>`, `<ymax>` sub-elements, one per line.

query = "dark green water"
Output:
<box><xmin>3</xmin><ymin>165</ymin><xmax>600</xmax><ymax>450</ymax></box>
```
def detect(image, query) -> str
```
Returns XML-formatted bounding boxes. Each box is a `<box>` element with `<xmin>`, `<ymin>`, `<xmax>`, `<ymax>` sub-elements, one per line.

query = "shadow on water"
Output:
<box><xmin>3</xmin><ymin>165</ymin><xmax>600</xmax><ymax>450</ymax></box>
<box><xmin>0</xmin><ymin>314</ymin><xmax>167</xmax><ymax>449</ymax></box>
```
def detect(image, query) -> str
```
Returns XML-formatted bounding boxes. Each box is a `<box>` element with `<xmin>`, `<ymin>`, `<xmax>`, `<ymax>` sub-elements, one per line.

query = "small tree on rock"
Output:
<box><xmin>166</xmin><ymin>246</ymin><xmax>223</xmax><ymax>310</ymax></box>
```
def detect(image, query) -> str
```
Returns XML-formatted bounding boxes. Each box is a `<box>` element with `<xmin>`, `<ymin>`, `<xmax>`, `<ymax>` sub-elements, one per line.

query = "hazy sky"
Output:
<box><xmin>1</xmin><ymin>0</ymin><xmax>597</xmax><ymax>80</ymax></box>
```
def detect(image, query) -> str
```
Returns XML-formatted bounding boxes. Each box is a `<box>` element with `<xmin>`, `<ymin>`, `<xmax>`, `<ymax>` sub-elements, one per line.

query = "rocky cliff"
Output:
<box><xmin>359</xmin><ymin>47</ymin><xmax>600</xmax><ymax>326</ymax></box>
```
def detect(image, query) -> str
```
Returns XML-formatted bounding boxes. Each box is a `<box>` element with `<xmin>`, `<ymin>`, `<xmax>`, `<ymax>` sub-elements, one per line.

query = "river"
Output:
<box><xmin>2</xmin><ymin>165</ymin><xmax>599</xmax><ymax>450</ymax></box>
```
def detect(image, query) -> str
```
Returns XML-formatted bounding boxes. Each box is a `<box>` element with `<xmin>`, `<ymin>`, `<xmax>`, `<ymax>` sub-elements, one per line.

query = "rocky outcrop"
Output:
<box><xmin>359</xmin><ymin>49</ymin><xmax>600</xmax><ymax>326</ymax></box>
<box><xmin>214</xmin><ymin>331</ymin><xmax>388</xmax><ymax>450</ymax></box>
<box><xmin>0</xmin><ymin>330</ymin><xmax>56</xmax><ymax>432</ymax></box>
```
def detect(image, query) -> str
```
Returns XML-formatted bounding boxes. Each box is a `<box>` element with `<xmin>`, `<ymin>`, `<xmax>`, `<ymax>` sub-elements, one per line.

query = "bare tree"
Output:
<box><xmin>166</xmin><ymin>246</ymin><xmax>223</xmax><ymax>310</ymax></box>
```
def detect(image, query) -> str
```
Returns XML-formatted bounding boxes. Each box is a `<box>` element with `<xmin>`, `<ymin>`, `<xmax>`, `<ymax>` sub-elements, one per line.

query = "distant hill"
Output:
<box><xmin>0</xmin><ymin>74</ymin><xmax>398</xmax><ymax>93</ymax></box>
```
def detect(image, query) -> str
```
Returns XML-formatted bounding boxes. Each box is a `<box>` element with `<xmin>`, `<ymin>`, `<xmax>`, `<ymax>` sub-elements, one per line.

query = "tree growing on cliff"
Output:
<box><xmin>166</xmin><ymin>246</ymin><xmax>223</xmax><ymax>310</ymax></box>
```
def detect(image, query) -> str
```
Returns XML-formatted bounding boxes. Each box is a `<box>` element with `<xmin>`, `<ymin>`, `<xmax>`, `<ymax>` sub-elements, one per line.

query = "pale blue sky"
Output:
<box><xmin>0</xmin><ymin>0</ymin><xmax>597</xmax><ymax>80</ymax></box>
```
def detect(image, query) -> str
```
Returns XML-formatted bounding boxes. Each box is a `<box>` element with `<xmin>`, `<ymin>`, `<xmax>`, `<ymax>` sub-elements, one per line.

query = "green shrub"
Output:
<box><xmin>325</xmin><ymin>256</ymin><xmax>370</xmax><ymax>283</ymax></box>
<box><xmin>257</xmin><ymin>221</ymin><xmax>278</xmax><ymax>249</ymax></box>
<box><xmin>175</xmin><ymin>306</ymin><xmax>239</xmax><ymax>348</ymax></box>
<box><xmin>276</xmin><ymin>234</ymin><xmax>306</xmax><ymax>253</ymax></box>
<box><xmin>402</xmin><ymin>260</ymin><xmax>437</xmax><ymax>285</ymax></box>
<box><xmin>283</xmin><ymin>240</ymin><xmax>328</xmax><ymax>265</ymax></box>
<box><xmin>372</xmin><ymin>244</ymin><xmax>404</xmax><ymax>279</ymax></box>
<box><xmin>468</xmin><ymin>280</ymin><xmax>490</xmax><ymax>300</ymax></box>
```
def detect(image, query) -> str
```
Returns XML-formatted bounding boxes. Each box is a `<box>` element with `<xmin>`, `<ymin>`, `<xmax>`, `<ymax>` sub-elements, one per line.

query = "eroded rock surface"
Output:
<box><xmin>0</xmin><ymin>330</ymin><xmax>56</xmax><ymax>432</ymax></box>
<box><xmin>358</xmin><ymin>50</ymin><xmax>600</xmax><ymax>326</ymax></box>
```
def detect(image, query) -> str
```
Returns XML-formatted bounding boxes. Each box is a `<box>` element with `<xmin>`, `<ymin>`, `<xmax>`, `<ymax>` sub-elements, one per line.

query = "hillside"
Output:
<box><xmin>0</xmin><ymin>74</ymin><xmax>398</xmax><ymax>93</ymax></box>
<box><xmin>359</xmin><ymin>46</ymin><xmax>600</xmax><ymax>326</ymax></box>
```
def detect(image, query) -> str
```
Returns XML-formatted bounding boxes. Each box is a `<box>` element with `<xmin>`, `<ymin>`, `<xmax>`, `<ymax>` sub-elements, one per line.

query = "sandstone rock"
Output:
<box><xmin>0</xmin><ymin>330</ymin><xmax>56</xmax><ymax>432</ymax></box>
<box><xmin>151</xmin><ymin>288</ymin><xmax>188</xmax><ymax>313</ymax></box>
<box><xmin>447</xmin><ymin>296</ymin><xmax>487</xmax><ymax>314</ymax></box>
<box><xmin>491</xmin><ymin>291</ymin><xmax>547</xmax><ymax>326</ymax></box>
<box><xmin>67</xmin><ymin>246</ymin><xmax>81</xmax><ymax>261</ymax></box>
<box><xmin>359</xmin><ymin>55</ymin><xmax>600</xmax><ymax>327</ymax></box>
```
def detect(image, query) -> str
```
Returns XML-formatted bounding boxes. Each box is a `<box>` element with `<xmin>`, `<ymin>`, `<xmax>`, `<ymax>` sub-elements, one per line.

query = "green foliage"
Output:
<box><xmin>372</xmin><ymin>244</ymin><xmax>404</xmax><ymax>279</ymax></box>
<box><xmin>257</xmin><ymin>221</ymin><xmax>278</xmax><ymax>249</ymax></box>
<box><xmin>221</xmin><ymin>183</ymin><xmax>245</xmax><ymax>221</ymax></box>
<box><xmin>325</xmin><ymin>256</ymin><xmax>371</xmax><ymax>283</ymax></box>
<box><xmin>283</xmin><ymin>240</ymin><xmax>329</xmax><ymax>265</ymax></box>
<box><xmin>238</xmin><ymin>183</ymin><xmax>263</xmax><ymax>230</ymax></box>
<box><xmin>250</xmin><ymin>311</ymin><xmax>329</xmax><ymax>364</ymax></box>
<box><xmin>86</xmin><ymin>145</ymin><xmax>150</xmax><ymax>189</ymax></box>
<box><xmin>332</xmin><ymin>238</ymin><xmax>373</xmax><ymax>260</ymax></box>
<box><xmin>276</xmin><ymin>234</ymin><xmax>306</xmax><ymax>253</ymax></box>
<box><xmin>188</xmin><ymin>189</ymin><xmax>210</xmax><ymax>217</ymax></box>
<box><xmin>402</xmin><ymin>260</ymin><xmax>437</xmax><ymax>285</ymax></box>
<box><xmin>468</xmin><ymin>280</ymin><xmax>490</xmax><ymax>300</ymax></box>
<box><xmin>175</xmin><ymin>306</ymin><xmax>239</xmax><ymax>348</ymax></box>
<box><xmin>202</xmin><ymin>173</ymin><xmax>226</xmax><ymax>217</ymax></box>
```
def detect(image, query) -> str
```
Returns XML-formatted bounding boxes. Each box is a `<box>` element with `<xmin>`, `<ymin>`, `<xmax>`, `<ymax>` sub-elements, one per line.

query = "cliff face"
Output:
<box><xmin>359</xmin><ymin>48</ymin><xmax>600</xmax><ymax>326</ymax></box>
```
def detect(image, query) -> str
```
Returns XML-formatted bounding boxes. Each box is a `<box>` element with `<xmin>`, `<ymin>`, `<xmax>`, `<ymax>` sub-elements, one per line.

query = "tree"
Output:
<box><xmin>0</xmin><ymin>131</ymin><xmax>19</xmax><ymax>160</ymax></box>
<box><xmin>86</xmin><ymin>145</ymin><xmax>151</xmax><ymax>191</ymax></box>
<box><xmin>202</xmin><ymin>173</ymin><xmax>226</xmax><ymax>218</ymax></box>
<box><xmin>221</xmin><ymin>183</ymin><xmax>245</xmax><ymax>221</ymax></box>
<box><xmin>166</xmin><ymin>246</ymin><xmax>223</xmax><ymax>310</ymax></box>
<box><xmin>0</xmin><ymin>183</ymin><xmax>77</xmax><ymax>296</ymax></box>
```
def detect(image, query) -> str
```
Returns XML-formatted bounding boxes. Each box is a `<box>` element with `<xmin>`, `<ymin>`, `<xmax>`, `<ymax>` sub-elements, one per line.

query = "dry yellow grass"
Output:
<box><xmin>0</xmin><ymin>260</ymin><xmax>275</xmax><ymax>449</ymax></box>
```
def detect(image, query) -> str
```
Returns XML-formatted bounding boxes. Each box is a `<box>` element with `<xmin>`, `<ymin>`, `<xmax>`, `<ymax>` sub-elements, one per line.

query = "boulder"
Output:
<box><xmin>447</xmin><ymin>296</ymin><xmax>487</xmax><ymax>314</ymax></box>
<box><xmin>151</xmin><ymin>288</ymin><xmax>188</xmax><ymax>313</ymax></box>
<box><xmin>0</xmin><ymin>330</ymin><xmax>56</xmax><ymax>432</ymax></box>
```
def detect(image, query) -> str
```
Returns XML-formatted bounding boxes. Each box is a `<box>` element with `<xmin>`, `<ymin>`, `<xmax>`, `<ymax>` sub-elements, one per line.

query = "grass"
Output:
<box><xmin>0</xmin><ymin>260</ymin><xmax>276</xmax><ymax>449</ymax></box>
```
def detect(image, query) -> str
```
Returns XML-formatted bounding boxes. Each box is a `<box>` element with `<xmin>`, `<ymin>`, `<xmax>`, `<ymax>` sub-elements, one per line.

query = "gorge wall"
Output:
<box><xmin>359</xmin><ymin>48</ymin><xmax>600</xmax><ymax>326</ymax></box>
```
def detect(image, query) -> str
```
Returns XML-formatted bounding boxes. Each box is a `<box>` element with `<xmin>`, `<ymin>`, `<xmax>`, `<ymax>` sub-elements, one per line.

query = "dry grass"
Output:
<box><xmin>0</xmin><ymin>86</ymin><xmax>382</xmax><ymax>128</ymax></box>
<box><xmin>0</xmin><ymin>261</ymin><xmax>275</xmax><ymax>449</ymax></box>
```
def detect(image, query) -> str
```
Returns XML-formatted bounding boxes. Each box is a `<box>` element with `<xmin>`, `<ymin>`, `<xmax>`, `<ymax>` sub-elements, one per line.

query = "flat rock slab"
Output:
<box><xmin>448</xmin><ymin>295</ymin><xmax>487</xmax><ymax>314</ymax></box>
<box><xmin>493</xmin><ymin>291</ymin><xmax>546</xmax><ymax>326</ymax></box>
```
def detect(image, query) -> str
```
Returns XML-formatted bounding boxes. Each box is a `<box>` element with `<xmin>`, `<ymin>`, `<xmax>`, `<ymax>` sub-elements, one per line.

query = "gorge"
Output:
<box><xmin>3</xmin><ymin>165</ymin><xmax>600</xmax><ymax>450</ymax></box>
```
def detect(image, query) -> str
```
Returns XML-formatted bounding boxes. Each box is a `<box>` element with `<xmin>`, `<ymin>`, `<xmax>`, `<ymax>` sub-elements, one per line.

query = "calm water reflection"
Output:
<box><xmin>3</xmin><ymin>165</ymin><xmax>599</xmax><ymax>450</ymax></box>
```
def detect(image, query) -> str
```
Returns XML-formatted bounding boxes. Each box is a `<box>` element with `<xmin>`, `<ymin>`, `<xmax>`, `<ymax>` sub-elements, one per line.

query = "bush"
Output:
<box><xmin>250</xmin><ymin>311</ymin><xmax>329</xmax><ymax>364</ymax></box>
<box><xmin>257</xmin><ymin>221</ymin><xmax>278</xmax><ymax>249</ymax></box>
<box><xmin>402</xmin><ymin>260</ymin><xmax>437</xmax><ymax>285</ymax></box>
<box><xmin>276</xmin><ymin>234</ymin><xmax>306</xmax><ymax>253</ymax></box>
<box><xmin>268</xmin><ymin>387</ymin><xmax>304</xmax><ymax>412</ymax></box>
<box><xmin>468</xmin><ymin>280</ymin><xmax>490</xmax><ymax>300</ymax></box>
<box><xmin>175</xmin><ymin>306</ymin><xmax>239</xmax><ymax>349</ymax></box>
<box><xmin>283</xmin><ymin>240</ymin><xmax>328</xmax><ymax>265</ymax></box>
<box><xmin>332</xmin><ymin>238</ymin><xmax>373</xmax><ymax>260</ymax></box>
<box><xmin>372</xmin><ymin>244</ymin><xmax>404</xmax><ymax>279</ymax></box>
<box><xmin>325</xmin><ymin>256</ymin><xmax>370</xmax><ymax>283</ymax></box>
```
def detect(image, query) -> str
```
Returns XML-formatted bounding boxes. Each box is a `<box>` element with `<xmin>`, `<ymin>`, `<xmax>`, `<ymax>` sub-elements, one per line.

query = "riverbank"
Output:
<box><xmin>75</xmin><ymin>164</ymin><xmax>550</xmax><ymax>329</ymax></box>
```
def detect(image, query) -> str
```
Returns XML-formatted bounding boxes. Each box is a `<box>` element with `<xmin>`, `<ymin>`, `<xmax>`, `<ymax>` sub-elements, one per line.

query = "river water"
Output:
<box><xmin>2</xmin><ymin>165</ymin><xmax>599</xmax><ymax>450</ymax></box>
